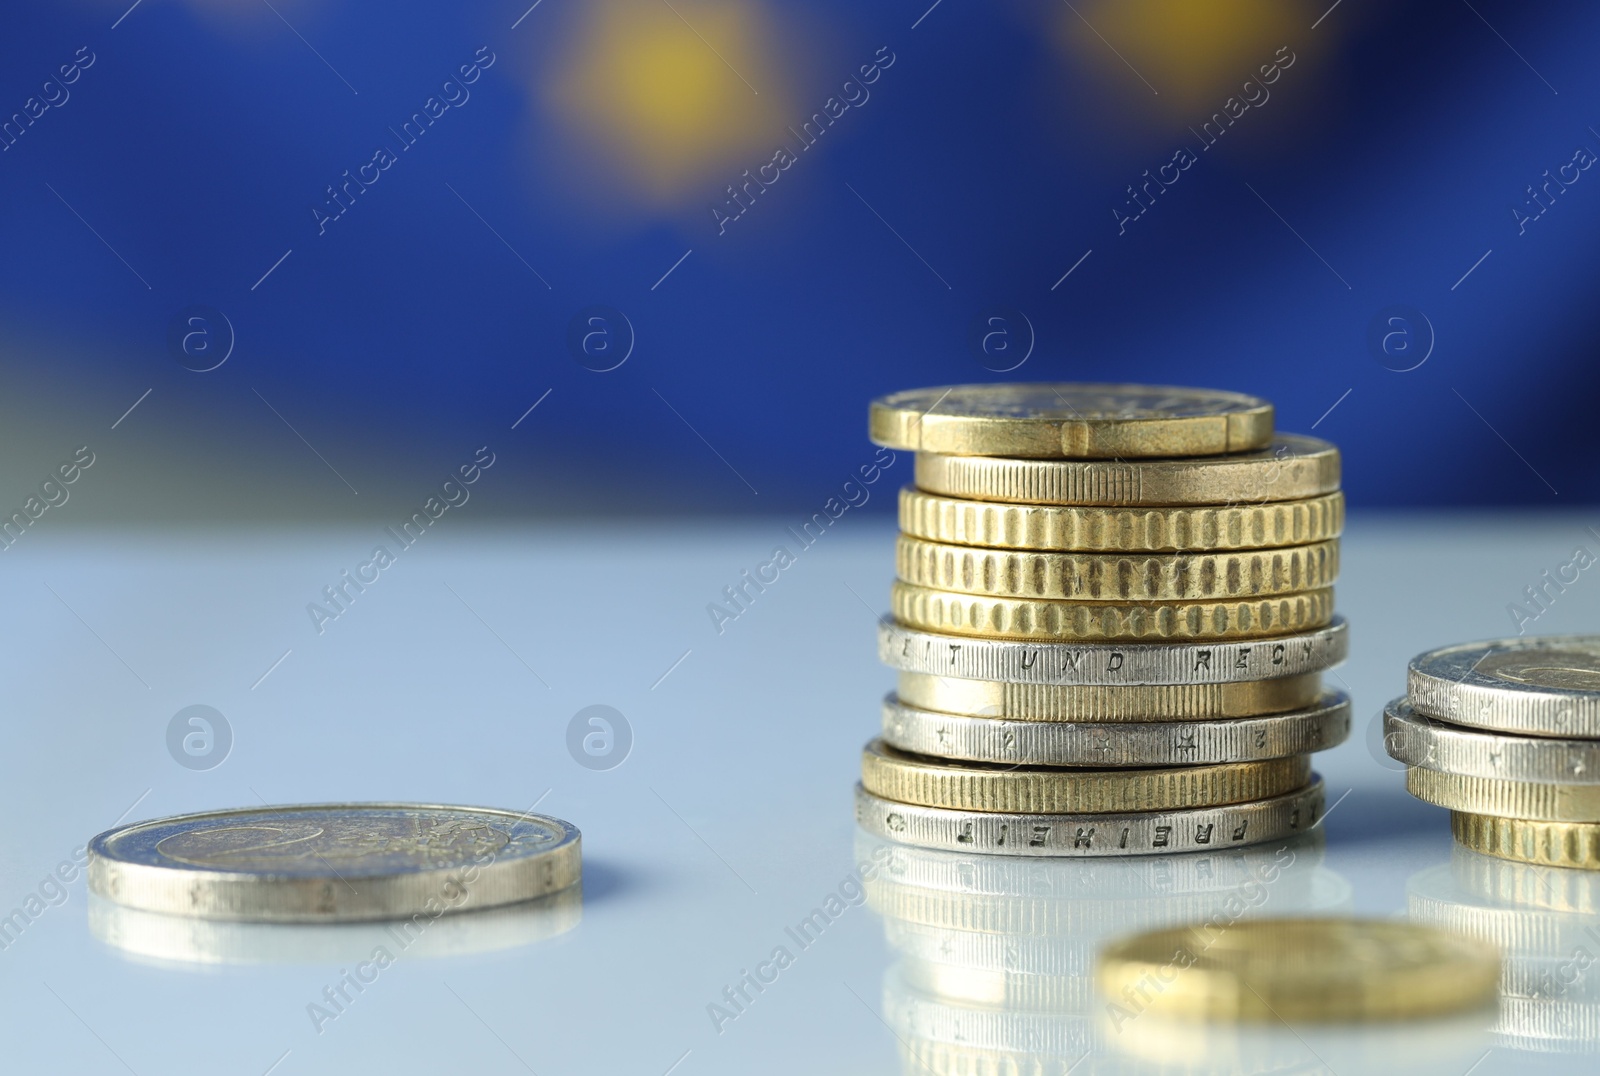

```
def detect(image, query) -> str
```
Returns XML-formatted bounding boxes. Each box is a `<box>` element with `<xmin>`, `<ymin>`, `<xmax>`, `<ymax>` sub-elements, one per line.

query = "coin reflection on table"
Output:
<box><xmin>88</xmin><ymin>885</ymin><xmax>581</xmax><ymax>970</ymax></box>
<box><xmin>1410</xmin><ymin>846</ymin><xmax>1600</xmax><ymax>1054</ymax></box>
<box><xmin>858</xmin><ymin>830</ymin><xmax>1350</xmax><ymax>1074</ymax></box>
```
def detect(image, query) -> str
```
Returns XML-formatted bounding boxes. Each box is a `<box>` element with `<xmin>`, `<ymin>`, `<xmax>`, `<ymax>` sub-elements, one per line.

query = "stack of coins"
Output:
<box><xmin>1385</xmin><ymin>635</ymin><xmax>1600</xmax><ymax>868</ymax></box>
<box><xmin>856</xmin><ymin>383</ymin><xmax>1351</xmax><ymax>856</ymax></box>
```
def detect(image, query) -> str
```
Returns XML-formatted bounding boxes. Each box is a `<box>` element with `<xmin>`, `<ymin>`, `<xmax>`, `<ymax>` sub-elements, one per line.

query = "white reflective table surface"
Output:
<box><xmin>1</xmin><ymin>513</ymin><xmax>1595</xmax><ymax>1074</ymax></box>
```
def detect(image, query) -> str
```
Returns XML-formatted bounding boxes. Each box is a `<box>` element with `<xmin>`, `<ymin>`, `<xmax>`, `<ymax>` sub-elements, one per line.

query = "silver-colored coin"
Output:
<box><xmin>1408</xmin><ymin>636</ymin><xmax>1600</xmax><ymax>738</ymax></box>
<box><xmin>854</xmin><ymin>779</ymin><xmax>1323</xmax><ymax>858</ymax></box>
<box><xmin>882</xmin><ymin>692</ymin><xmax>1350</xmax><ymax>766</ymax></box>
<box><xmin>89</xmin><ymin>803</ymin><xmax>581</xmax><ymax>922</ymax></box>
<box><xmin>1384</xmin><ymin>698</ymin><xmax>1600</xmax><ymax>784</ymax></box>
<box><xmin>878</xmin><ymin>615</ymin><xmax>1348</xmax><ymax>686</ymax></box>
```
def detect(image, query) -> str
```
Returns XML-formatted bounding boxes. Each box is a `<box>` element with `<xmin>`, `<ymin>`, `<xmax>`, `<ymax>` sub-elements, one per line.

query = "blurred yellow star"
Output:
<box><xmin>545</xmin><ymin>0</ymin><xmax>793</xmax><ymax>204</ymax></box>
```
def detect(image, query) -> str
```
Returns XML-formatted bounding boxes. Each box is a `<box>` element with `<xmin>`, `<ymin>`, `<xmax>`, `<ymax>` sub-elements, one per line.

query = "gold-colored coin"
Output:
<box><xmin>896</xmin><ymin>670</ymin><xmax>1324</xmax><ymax>721</ymax></box>
<box><xmin>1406</xmin><ymin>768</ymin><xmax>1600</xmax><ymax>822</ymax></box>
<box><xmin>1452</xmin><ymin>812</ymin><xmax>1600</xmax><ymax>868</ymax></box>
<box><xmin>896</xmin><ymin>535</ymin><xmax>1339</xmax><ymax>602</ymax></box>
<box><xmin>869</xmin><ymin>383</ymin><xmax>1274</xmax><ymax>459</ymax></box>
<box><xmin>914</xmin><ymin>434</ymin><xmax>1339</xmax><ymax>506</ymax></box>
<box><xmin>899</xmin><ymin>487</ymin><xmax>1345</xmax><ymax>552</ymax></box>
<box><xmin>858</xmin><ymin>740</ymin><xmax>1309</xmax><ymax>813</ymax></box>
<box><xmin>1094</xmin><ymin>918</ymin><xmax>1501</xmax><ymax>1022</ymax></box>
<box><xmin>890</xmin><ymin>581</ymin><xmax>1335</xmax><ymax>642</ymax></box>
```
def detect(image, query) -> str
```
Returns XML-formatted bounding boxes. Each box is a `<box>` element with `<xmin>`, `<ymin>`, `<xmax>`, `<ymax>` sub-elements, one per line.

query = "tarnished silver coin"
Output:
<box><xmin>1384</xmin><ymin>698</ymin><xmax>1600</xmax><ymax>784</ymax></box>
<box><xmin>882</xmin><ymin>692</ymin><xmax>1350</xmax><ymax>767</ymax></box>
<box><xmin>854</xmin><ymin>778</ymin><xmax>1323</xmax><ymax>857</ymax></box>
<box><xmin>89</xmin><ymin>803</ymin><xmax>581</xmax><ymax>922</ymax></box>
<box><xmin>1408</xmin><ymin>637</ymin><xmax>1600</xmax><ymax>737</ymax></box>
<box><xmin>878</xmin><ymin>615</ymin><xmax>1347</xmax><ymax>685</ymax></box>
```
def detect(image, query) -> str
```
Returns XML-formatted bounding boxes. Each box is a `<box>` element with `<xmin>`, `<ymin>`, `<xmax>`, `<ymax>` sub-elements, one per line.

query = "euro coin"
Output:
<box><xmin>881</xmin><ymin>692</ymin><xmax>1350</xmax><ymax>766</ymax></box>
<box><xmin>88</xmin><ymin>803</ymin><xmax>582</xmax><ymax>922</ymax></box>
<box><xmin>896</xmin><ymin>670</ymin><xmax>1324</xmax><ymax>721</ymax></box>
<box><xmin>1407</xmin><ymin>769</ymin><xmax>1600</xmax><ymax>822</ymax></box>
<box><xmin>1095</xmin><ymin>918</ymin><xmax>1500</xmax><ymax>1021</ymax></box>
<box><xmin>1408</xmin><ymin>636</ymin><xmax>1600</xmax><ymax>738</ymax></box>
<box><xmin>869</xmin><ymin>382</ymin><xmax>1273</xmax><ymax>458</ymax></box>
<box><xmin>891</xmin><ymin>581</ymin><xmax>1335</xmax><ymax>642</ymax></box>
<box><xmin>913</xmin><ymin>434</ymin><xmax>1339</xmax><ymax>506</ymax></box>
<box><xmin>859</xmin><ymin>740</ymin><xmax>1310</xmax><ymax>813</ymax></box>
<box><xmin>896</xmin><ymin>535</ymin><xmax>1339</xmax><ymax>602</ymax></box>
<box><xmin>899</xmin><ymin>486</ymin><xmax>1344</xmax><ymax>552</ymax></box>
<box><xmin>1451</xmin><ymin>812</ymin><xmax>1600</xmax><ymax>869</ymax></box>
<box><xmin>1383</xmin><ymin>697</ymin><xmax>1600</xmax><ymax>783</ymax></box>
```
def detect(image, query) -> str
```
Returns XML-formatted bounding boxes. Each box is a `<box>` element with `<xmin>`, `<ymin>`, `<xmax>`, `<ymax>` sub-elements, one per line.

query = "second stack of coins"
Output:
<box><xmin>1385</xmin><ymin>635</ymin><xmax>1600</xmax><ymax>869</ymax></box>
<box><xmin>857</xmin><ymin>383</ymin><xmax>1351</xmax><ymax>856</ymax></box>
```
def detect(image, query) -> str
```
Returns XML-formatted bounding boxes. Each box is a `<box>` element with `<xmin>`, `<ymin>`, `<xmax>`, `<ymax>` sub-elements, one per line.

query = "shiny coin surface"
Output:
<box><xmin>896</xmin><ymin>535</ymin><xmax>1339</xmax><ymax>602</ymax></box>
<box><xmin>881</xmin><ymin>693</ymin><xmax>1350</xmax><ymax>767</ymax></box>
<box><xmin>896</xmin><ymin>669</ymin><xmax>1323</xmax><ymax>721</ymax></box>
<box><xmin>869</xmin><ymin>383</ymin><xmax>1274</xmax><ymax>459</ymax></box>
<box><xmin>860</xmin><ymin>740</ymin><xmax>1311</xmax><ymax>813</ymax></box>
<box><xmin>899</xmin><ymin>486</ymin><xmax>1345</xmax><ymax>552</ymax></box>
<box><xmin>914</xmin><ymin>434</ymin><xmax>1339</xmax><ymax>506</ymax></box>
<box><xmin>1384</xmin><ymin>698</ymin><xmax>1600</xmax><ymax>783</ymax></box>
<box><xmin>855</xmin><ymin>779</ymin><xmax>1325</xmax><ymax>856</ymax></box>
<box><xmin>879</xmin><ymin>616</ymin><xmax>1349</xmax><ymax>685</ymax></box>
<box><xmin>1408</xmin><ymin>636</ymin><xmax>1600</xmax><ymax>738</ymax></box>
<box><xmin>1407</xmin><ymin>769</ymin><xmax>1600</xmax><ymax>822</ymax></box>
<box><xmin>1451</xmin><ymin>812</ymin><xmax>1600</xmax><ymax>870</ymax></box>
<box><xmin>891</xmin><ymin>581</ymin><xmax>1335</xmax><ymax>642</ymax></box>
<box><xmin>88</xmin><ymin>803</ymin><xmax>582</xmax><ymax>922</ymax></box>
<box><xmin>1095</xmin><ymin>918</ymin><xmax>1500</xmax><ymax>1022</ymax></box>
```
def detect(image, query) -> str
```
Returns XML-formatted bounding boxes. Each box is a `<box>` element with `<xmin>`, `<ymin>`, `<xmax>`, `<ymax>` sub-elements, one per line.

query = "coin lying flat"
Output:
<box><xmin>896</xmin><ymin>535</ymin><xmax>1339</xmax><ymax>602</ymax></box>
<box><xmin>1407</xmin><ymin>769</ymin><xmax>1600</xmax><ymax>822</ymax></box>
<box><xmin>855</xmin><ymin>779</ymin><xmax>1325</xmax><ymax>856</ymax></box>
<box><xmin>1451</xmin><ymin>812</ymin><xmax>1600</xmax><ymax>869</ymax></box>
<box><xmin>899</xmin><ymin>487</ymin><xmax>1345</xmax><ymax>552</ymax></box>
<box><xmin>891</xmin><ymin>581</ymin><xmax>1335</xmax><ymax>642</ymax></box>
<box><xmin>914</xmin><ymin>435</ymin><xmax>1339</xmax><ymax>506</ymax></box>
<box><xmin>881</xmin><ymin>693</ymin><xmax>1350</xmax><ymax>767</ymax></box>
<box><xmin>1408</xmin><ymin>636</ymin><xmax>1600</xmax><ymax>738</ymax></box>
<box><xmin>860</xmin><ymin>739</ymin><xmax>1310</xmax><ymax>813</ymax></box>
<box><xmin>88</xmin><ymin>804</ymin><xmax>581</xmax><ymax>922</ymax></box>
<box><xmin>869</xmin><ymin>383</ymin><xmax>1274</xmax><ymax>459</ymax></box>
<box><xmin>896</xmin><ymin>670</ymin><xmax>1324</xmax><ymax>721</ymax></box>
<box><xmin>879</xmin><ymin>616</ymin><xmax>1349</xmax><ymax>685</ymax></box>
<box><xmin>1095</xmin><ymin>919</ymin><xmax>1500</xmax><ymax>1022</ymax></box>
<box><xmin>1383</xmin><ymin>698</ymin><xmax>1600</xmax><ymax>783</ymax></box>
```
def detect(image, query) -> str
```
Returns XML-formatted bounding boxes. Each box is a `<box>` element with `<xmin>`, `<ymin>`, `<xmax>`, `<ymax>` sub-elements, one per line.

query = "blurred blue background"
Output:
<box><xmin>2</xmin><ymin>0</ymin><xmax>1597</xmax><ymax>518</ymax></box>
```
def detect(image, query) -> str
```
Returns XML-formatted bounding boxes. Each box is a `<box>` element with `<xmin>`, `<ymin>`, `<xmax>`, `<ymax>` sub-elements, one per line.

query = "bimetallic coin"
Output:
<box><xmin>898</xmin><ymin>669</ymin><xmax>1323</xmax><ymax>721</ymax></box>
<box><xmin>1407</xmin><ymin>769</ymin><xmax>1600</xmax><ymax>822</ymax></box>
<box><xmin>855</xmin><ymin>779</ymin><xmax>1325</xmax><ymax>857</ymax></box>
<box><xmin>869</xmin><ymin>383</ymin><xmax>1274</xmax><ymax>459</ymax></box>
<box><xmin>860</xmin><ymin>740</ymin><xmax>1311</xmax><ymax>814</ymax></box>
<box><xmin>899</xmin><ymin>486</ymin><xmax>1345</xmax><ymax>552</ymax></box>
<box><xmin>878</xmin><ymin>616</ymin><xmax>1349</xmax><ymax>685</ymax></box>
<box><xmin>1384</xmin><ymin>698</ymin><xmax>1600</xmax><ymax>783</ymax></box>
<box><xmin>89</xmin><ymin>804</ymin><xmax>582</xmax><ymax>922</ymax></box>
<box><xmin>1452</xmin><ymin>812</ymin><xmax>1600</xmax><ymax>870</ymax></box>
<box><xmin>881</xmin><ymin>693</ymin><xmax>1350</xmax><ymax>767</ymax></box>
<box><xmin>1094</xmin><ymin>919</ymin><xmax>1500</xmax><ymax>1022</ymax></box>
<box><xmin>891</xmin><ymin>581</ymin><xmax>1336</xmax><ymax>642</ymax></box>
<box><xmin>896</xmin><ymin>535</ymin><xmax>1339</xmax><ymax>602</ymax></box>
<box><xmin>1408</xmin><ymin>636</ymin><xmax>1600</xmax><ymax>738</ymax></box>
<box><xmin>914</xmin><ymin>434</ymin><xmax>1339</xmax><ymax>506</ymax></box>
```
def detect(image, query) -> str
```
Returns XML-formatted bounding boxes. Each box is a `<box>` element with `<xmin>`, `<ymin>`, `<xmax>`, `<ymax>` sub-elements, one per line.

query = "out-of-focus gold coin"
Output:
<box><xmin>913</xmin><ymin>435</ymin><xmax>1339</xmax><ymax>506</ymax></box>
<box><xmin>896</xmin><ymin>670</ymin><xmax>1324</xmax><ymax>721</ymax></box>
<box><xmin>858</xmin><ymin>739</ymin><xmax>1309</xmax><ymax>813</ymax></box>
<box><xmin>890</xmin><ymin>581</ymin><xmax>1335</xmax><ymax>642</ymax></box>
<box><xmin>1407</xmin><ymin>768</ymin><xmax>1600</xmax><ymax>822</ymax></box>
<box><xmin>869</xmin><ymin>383</ymin><xmax>1273</xmax><ymax>458</ymax></box>
<box><xmin>898</xmin><ymin>487</ymin><xmax>1345</xmax><ymax>552</ymax></box>
<box><xmin>896</xmin><ymin>535</ymin><xmax>1339</xmax><ymax>602</ymax></box>
<box><xmin>1095</xmin><ymin>918</ymin><xmax>1500</xmax><ymax>1022</ymax></box>
<box><xmin>1451</xmin><ymin>812</ymin><xmax>1600</xmax><ymax>869</ymax></box>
